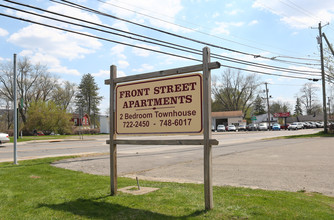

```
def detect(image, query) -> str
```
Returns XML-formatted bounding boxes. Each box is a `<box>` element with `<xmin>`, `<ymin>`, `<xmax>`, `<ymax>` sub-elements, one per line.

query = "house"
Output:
<box><xmin>252</xmin><ymin>113</ymin><xmax>278</xmax><ymax>124</ymax></box>
<box><xmin>211</xmin><ymin>110</ymin><xmax>245</xmax><ymax>130</ymax></box>
<box><xmin>71</xmin><ymin>113</ymin><xmax>90</xmax><ymax>127</ymax></box>
<box><xmin>99</xmin><ymin>115</ymin><xmax>109</xmax><ymax>133</ymax></box>
<box><xmin>286</xmin><ymin>113</ymin><xmax>324</xmax><ymax>123</ymax></box>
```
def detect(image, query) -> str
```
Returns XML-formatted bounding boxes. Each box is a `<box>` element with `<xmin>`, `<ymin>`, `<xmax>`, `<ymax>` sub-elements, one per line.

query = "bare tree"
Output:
<box><xmin>0</xmin><ymin>57</ymin><xmax>59</xmax><ymax>124</ymax></box>
<box><xmin>299</xmin><ymin>83</ymin><xmax>320</xmax><ymax>115</ymax></box>
<box><xmin>212</xmin><ymin>68</ymin><xmax>261</xmax><ymax>117</ymax></box>
<box><xmin>52</xmin><ymin>81</ymin><xmax>76</xmax><ymax>111</ymax></box>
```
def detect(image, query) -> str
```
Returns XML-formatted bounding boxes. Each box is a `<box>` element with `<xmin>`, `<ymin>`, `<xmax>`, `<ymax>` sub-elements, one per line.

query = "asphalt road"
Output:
<box><xmin>31</xmin><ymin>128</ymin><xmax>334</xmax><ymax>197</ymax></box>
<box><xmin>0</xmin><ymin>129</ymin><xmax>321</xmax><ymax>162</ymax></box>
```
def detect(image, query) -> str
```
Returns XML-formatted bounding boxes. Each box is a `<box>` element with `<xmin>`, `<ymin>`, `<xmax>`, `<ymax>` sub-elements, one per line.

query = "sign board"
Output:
<box><xmin>251</xmin><ymin>116</ymin><xmax>257</xmax><ymax>121</ymax></box>
<box><xmin>273</xmin><ymin>112</ymin><xmax>290</xmax><ymax>118</ymax></box>
<box><xmin>115</xmin><ymin>73</ymin><xmax>203</xmax><ymax>135</ymax></box>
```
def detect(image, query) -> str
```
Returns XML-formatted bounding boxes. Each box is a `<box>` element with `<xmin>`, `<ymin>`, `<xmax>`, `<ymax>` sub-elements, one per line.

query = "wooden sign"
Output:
<box><xmin>115</xmin><ymin>73</ymin><xmax>203</xmax><ymax>135</ymax></box>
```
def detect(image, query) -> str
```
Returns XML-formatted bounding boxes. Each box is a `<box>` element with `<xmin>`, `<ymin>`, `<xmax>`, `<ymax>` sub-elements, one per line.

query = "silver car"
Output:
<box><xmin>0</xmin><ymin>133</ymin><xmax>10</xmax><ymax>144</ymax></box>
<box><xmin>216</xmin><ymin>125</ymin><xmax>226</xmax><ymax>132</ymax></box>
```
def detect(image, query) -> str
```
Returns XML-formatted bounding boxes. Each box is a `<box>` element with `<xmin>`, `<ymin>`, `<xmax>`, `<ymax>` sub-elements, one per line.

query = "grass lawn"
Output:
<box><xmin>0</xmin><ymin>157</ymin><xmax>333</xmax><ymax>219</ymax></box>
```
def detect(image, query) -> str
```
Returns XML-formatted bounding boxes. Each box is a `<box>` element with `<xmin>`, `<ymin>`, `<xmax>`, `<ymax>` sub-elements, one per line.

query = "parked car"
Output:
<box><xmin>303</xmin><ymin>122</ymin><xmax>311</xmax><ymax>129</ymax></box>
<box><xmin>280</xmin><ymin>123</ymin><xmax>290</xmax><ymax>130</ymax></box>
<box><xmin>288</xmin><ymin>122</ymin><xmax>303</xmax><ymax>130</ymax></box>
<box><xmin>0</xmin><ymin>133</ymin><xmax>10</xmax><ymax>144</ymax></box>
<box><xmin>272</xmin><ymin>123</ymin><xmax>281</xmax><ymax>130</ymax></box>
<box><xmin>258</xmin><ymin>122</ymin><xmax>268</xmax><ymax>131</ymax></box>
<box><xmin>315</xmin><ymin>122</ymin><xmax>324</xmax><ymax>128</ymax></box>
<box><xmin>227</xmin><ymin>125</ymin><xmax>237</xmax><ymax>132</ymax></box>
<box><xmin>216</xmin><ymin>124</ymin><xmax>226</xmax><ymax>132</ymax></box>
<box><xmin>247</xmin><ymin>124</ymin><xmax>258</xmax><ymax>131</ymax></box>
<box><xmin>308</xmin><ymin>122</ymin><xmax>317</xmax><ymax>128</ymax></box>
<box><xmin>238</xmin><ymin>124</ymin><xmax>247</xmax><ymax>131</ymax></box>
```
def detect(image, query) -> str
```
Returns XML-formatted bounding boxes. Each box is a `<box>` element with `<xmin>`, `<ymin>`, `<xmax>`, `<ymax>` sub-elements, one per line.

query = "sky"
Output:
<box><xmin>1</xmin><ymin>0</ymin><xmax>334</xmax><ymax>114</ymax></box>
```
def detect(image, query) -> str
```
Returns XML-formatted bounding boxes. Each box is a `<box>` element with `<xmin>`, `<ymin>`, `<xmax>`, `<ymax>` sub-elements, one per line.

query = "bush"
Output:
<box><xmin>72</xmin><ymin>127</ymin><xmax>100</xmax><ymax>135</ymax></box>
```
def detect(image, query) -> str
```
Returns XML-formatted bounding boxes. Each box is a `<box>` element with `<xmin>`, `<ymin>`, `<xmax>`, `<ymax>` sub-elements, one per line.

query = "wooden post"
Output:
<box><xmin>203</xmin><ymin>47</ymin><xmax>213</xmax><ymax>210</ymax></box>
<box><xmin>110</xmin><ymin>65</ymin><xmax>117</xmax><ymax>195</ymax></box>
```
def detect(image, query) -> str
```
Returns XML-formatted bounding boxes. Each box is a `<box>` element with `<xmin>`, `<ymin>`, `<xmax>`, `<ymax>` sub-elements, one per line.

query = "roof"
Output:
<box><xmin>286</xmin><ymin>114</ymin><xmax>324</xmax><ymax>123</ymax></box>
<box><xmin>211</xmin><ymin>110</ymin><xmax>243</xmax><ymax>118</ymax></box>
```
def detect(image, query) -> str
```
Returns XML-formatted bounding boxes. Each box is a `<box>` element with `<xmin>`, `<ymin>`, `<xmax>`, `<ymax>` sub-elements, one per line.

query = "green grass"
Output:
<box><xmin>0</xmin><ymin>157</ymin><xmax>333</xmax><ymax>219</ymax></box>
<box><xmin>269</xmin><ymin>131</ymin><xmax>334</xmax><ymax>140</ymax></box>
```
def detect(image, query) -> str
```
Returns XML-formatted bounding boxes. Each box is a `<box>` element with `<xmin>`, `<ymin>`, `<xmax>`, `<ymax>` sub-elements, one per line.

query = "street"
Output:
<box><xmin>0</xmin><ymin>129</ymin><xmax>322</xmax><ymax>163</ymax></box>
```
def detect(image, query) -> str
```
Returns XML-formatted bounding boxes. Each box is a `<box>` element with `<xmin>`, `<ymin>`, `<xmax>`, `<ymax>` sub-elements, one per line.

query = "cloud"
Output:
<box><xmin>212</xmin><ymin>12</ymin><xmax>220</xmax><ymax>18</ymax></box>
<box><xmin>118</xmin><ymin>60</ymin><xmax>129</xmax><ymax>69</ymax></box>
<box><xmin>132</xmin><ymin>44</ymin><xmax>160</xmax><ymax>57</ymax></box>
<box><xmin>225</xmin><ymin>9</ymin><xmax>243</xmax><ymax>16</ymax></box>
<box><xmin>8</xmin><ymin>24</ymin><xmax>101</xmax><ymax>60</ymax></box>
<box><xmin>211</xmin><ymin>22</ymin><xmax>244</xmax><ymax>35</ymax></box>
<box><xmin>92</xmin><ymin>69</ymin><xmax>126</xmax><ymax>78</ymax></box>
<box><xmin>252</xmin><ymin>0</ymin><xmax>334</xmax><ymax>29</ymax></box>
<box><xmin>248</xmin><ymin>20</ymin><xmax>259</xmax><ymax>26</ymax></box>
<box><xmin>92</xmin><ymin>69</ymin><xmax>109</xmax><ymax>77</ymax></box>
<box><xmin>19</xmin><ymin>50</ymin><xmax>80</xmax><ymax>76</ymax></box>
<box><xmin>0</xmin><ymin>28</ymin><xmax>9</xmax><ymax>37</ymax></box>
<box><xmin>99</xmin><ymin>0</ymin><xmax>184</xmax><ymax>32</ymax></box>
<box><xmin>132</xmin><ymin>64</ymin><xmax>154</xmax><ymax>73</ymax></box>
<box><xmin>111</xmin><ymin>44</ymin><xmax>127</xmax><ymax>59</ymax></box>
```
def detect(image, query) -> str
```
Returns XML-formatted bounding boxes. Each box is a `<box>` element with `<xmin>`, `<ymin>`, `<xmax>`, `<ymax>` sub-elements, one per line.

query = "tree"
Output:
<box><xmin>299</xmin><ymin>83</ymin><xmax>320</xmax><ymax>115</ymax></box>
<box><xmin>294</xmin><ymin>97</ymin><xmax>303</xmax><ymax>116</ymax></box>
<box><xmin>76</xmin><ymin>73</ymin><xmax>102</xmax><ymax>128</ymax></box>
<box><xmin>324</xmin><ymin>45</ymin><xmax>334</xmax><ymax>84</ymax></box>
<box><xmin>252</xmin><ymin>95</ymin><xmax>266</xmax><ymax>115</ymax></box>
<box><xmin>212</xmin><ymin>68</ymin><xmax>261</xmax><ymax>117</ymax></box>
<box><xmin>270</xmin><ymin>100</ymin><xmax>290</xmax><ymax>114</ymax></box>
<box><xmin>25</xmin><ymin>100</ymin><xmax>72</xmax><ymax>134</ymax></box>
<box><xmin>0</xmin><ymin>57</ymin><xmax>59</xmax><ymax>124</ymax></box>
<box><xmin>52</xmin><ymin>81</ymin><xmax>76</xmax><ymax>111</ymax></box>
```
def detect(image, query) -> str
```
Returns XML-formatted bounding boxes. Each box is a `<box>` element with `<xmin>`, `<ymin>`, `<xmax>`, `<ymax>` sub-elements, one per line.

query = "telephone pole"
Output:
<box><xmin>328</xmin><ymin>97</ymin><xmax>332</xmax><ymax>120</ymax></box>
<box><xmin>313</xmin><ymin>22</ymin><xmax>328</xmax><ymax>133</ymax></box>
<box><xmin>265</xmin><ymin>82</ymin><xmax>271</xmax><ymax>129</ymax></box>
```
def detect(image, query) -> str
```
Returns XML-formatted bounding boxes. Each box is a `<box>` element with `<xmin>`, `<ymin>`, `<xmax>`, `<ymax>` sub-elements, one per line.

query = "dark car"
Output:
<box><xmin>247</xmin><ymin>124</ymin><xmax>258</xmax><ymax>131</ymax></box>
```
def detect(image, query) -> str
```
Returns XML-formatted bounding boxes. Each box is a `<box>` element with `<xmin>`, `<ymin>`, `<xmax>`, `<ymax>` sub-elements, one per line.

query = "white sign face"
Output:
<box><xmin>115</xmin><ymin>73</ymin><xmax>203</xmax><ymax>135</ymax></box>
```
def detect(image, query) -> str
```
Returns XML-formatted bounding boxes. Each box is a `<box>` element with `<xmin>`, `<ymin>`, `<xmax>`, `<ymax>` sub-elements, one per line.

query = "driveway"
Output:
<box><xmin>53</xmin><ymin>135</ymin><xmax>334</xmax><ymax>197</ymax></box>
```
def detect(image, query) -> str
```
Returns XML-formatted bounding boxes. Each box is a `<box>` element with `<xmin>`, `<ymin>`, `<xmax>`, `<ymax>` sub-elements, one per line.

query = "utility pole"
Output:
<box><xmin>13</xmin><ymin>54</ymin><xmax>18</xmax><ymax>165</ymax></box>
<box><xmin>328</xmin><ymin>97</ymin><xmax>331</xmax><ymax>120</ymax></box>
<box><xmin>317</xmin><ymin>22</ymin><xmax>328</xmax><ymax>133</ymax></box>
<box><xmin>265</xmin><ymin>82</ymin><xmax>271</xmax><ymax>129</ymax></box>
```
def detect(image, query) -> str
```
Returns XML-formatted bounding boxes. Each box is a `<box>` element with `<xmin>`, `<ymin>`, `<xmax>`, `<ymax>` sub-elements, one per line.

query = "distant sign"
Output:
<box><xmin>251</xmin><ymin>116</ymin><xmax>257</xmax><ymax>121</ymax></box>
<box><xmin>115</xmin><ymin>73</ymin><xmax>203</xmax><ymax>135</ymax></box>
<box><xmin>273</xmin><ymin>112</ymin><xmax>290</xmax><ymax>118</ymax></box>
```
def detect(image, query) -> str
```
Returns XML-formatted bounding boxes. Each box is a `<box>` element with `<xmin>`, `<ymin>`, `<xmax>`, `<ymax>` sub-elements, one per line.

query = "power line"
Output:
<box><xmin>55</xmin><ymin>0</ymin><xmax>321</xmax><ymax>65</ymax></box>
<box><xmin>1</xmin><ymin>1</ymin><xmax>321</xmax><ymax>77</ymax></box>
<box><xmin>0</xmin><ymin>12</ymin><xmax>202</xmax><ymax>62</ymax></box>
<box><xmin>0</xmin><ymin>1</ymin><xmax>323</xmax><ymax>81</ymax></box>
<box><xmin>0</xmin><ymin>11</ymin><xmax>320</xmax><ymax>82</ymax></box>
<box><xmin>96</xmin><ymin>0</ymin><xmax>309</xmax><ymax>58</ymax></box>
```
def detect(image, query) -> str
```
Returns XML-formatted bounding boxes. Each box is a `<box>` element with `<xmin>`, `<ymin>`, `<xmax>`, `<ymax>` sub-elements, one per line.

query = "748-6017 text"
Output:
<box><xmin>122</xmin><ymin>118</ymin><xmax>192</xmax><ymax>128</ymax></box>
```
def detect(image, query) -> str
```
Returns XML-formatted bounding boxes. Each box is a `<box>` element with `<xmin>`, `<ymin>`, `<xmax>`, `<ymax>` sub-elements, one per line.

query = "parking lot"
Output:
<box><xmin>53</xmin><ymin>128</ymin><xmax>334</xmax><ymax>196</ymax></box>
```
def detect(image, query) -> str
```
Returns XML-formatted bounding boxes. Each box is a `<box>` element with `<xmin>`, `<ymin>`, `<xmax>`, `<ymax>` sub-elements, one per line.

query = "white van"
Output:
<box><xmin>258</xmin><ymin>122</ymin><xmax>268</xmax><ymax>131</ymax></box>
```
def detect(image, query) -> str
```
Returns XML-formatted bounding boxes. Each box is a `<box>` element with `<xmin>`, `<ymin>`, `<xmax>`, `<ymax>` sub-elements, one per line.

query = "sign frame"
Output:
<box><xmin>105</xmin><ymin>47</ymin><xmax>220</xmax><ymax>210</ymax></box>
